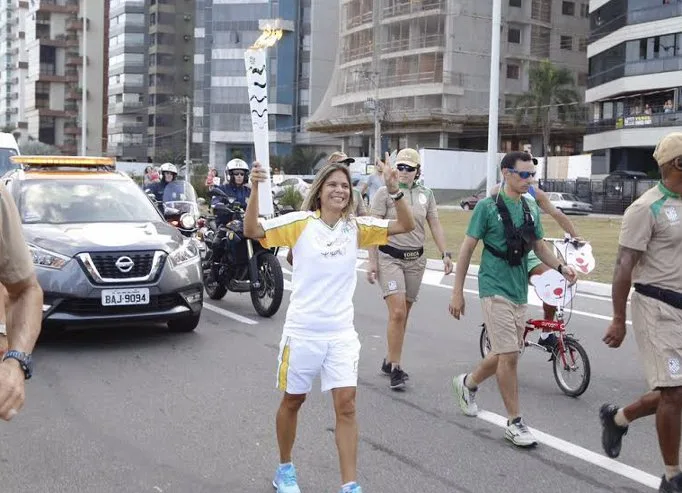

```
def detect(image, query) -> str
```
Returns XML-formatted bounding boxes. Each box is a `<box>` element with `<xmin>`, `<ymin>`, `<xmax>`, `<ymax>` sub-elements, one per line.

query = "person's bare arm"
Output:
<box><xmin>449</xmin><ymin>236</ymin><xmax>478</xmax><ymax>319</ymax></box>
<box><xmin>4</xmin><ymin>276</ymin><xmax>42</xmax><ymax>356</ymax></box>
<box><xmin>387</xmin><ymin>194</ymin><xmax>415</xmax><ymax>235</ymax></box>
<box><xmin>602</xmin><ymin>246</ymin><xmax>642</xmax><ymax>348</ymax></box>
<box><xmin>243</xmin><ymin>164</ymin><xmax>265</xmax><ymax>239</ymax></box>
<box><xmin>535</xmin><ymin>189</ymin><xmax>579</xmax><ymax>238</ymax></box>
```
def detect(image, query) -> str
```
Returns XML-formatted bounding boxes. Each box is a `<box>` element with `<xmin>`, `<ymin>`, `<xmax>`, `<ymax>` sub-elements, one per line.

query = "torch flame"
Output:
<box><xmin>251</xmin><ymin>28</ymin><xmax>283</xmax><ymax>49</ymax></box>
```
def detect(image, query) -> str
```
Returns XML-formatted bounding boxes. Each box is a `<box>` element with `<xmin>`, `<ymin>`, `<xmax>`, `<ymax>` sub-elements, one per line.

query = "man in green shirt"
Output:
<box><xmin>448</xmin><ymin>151</ymin><xmax>577</xmax><ymax>448</ymax></box>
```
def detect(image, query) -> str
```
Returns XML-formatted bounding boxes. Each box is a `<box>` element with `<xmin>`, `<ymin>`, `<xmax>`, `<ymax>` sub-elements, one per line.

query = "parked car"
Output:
<box><xmin>460</xmin><ymin>190</ymin><xmax>486</xmax><ymax>210</ymax></box>
<box><xmin>4</xmin><ymin>155</ymin><xmax>204</xmax><ymax>332</ymax></box>
<box><xmin>547</xmin><ymin>192</ymin><xmax>593</xmax><ymax>215</ymax></box>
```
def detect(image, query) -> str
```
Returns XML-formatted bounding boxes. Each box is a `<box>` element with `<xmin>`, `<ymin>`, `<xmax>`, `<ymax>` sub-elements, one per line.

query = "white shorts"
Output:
<box><xmin>275</xmin><ymin>333</ymin><xmax>361</xmax><ymax>394</ymax></box>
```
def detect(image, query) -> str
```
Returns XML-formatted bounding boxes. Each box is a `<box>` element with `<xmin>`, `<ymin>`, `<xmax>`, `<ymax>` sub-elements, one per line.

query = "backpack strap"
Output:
<box><xmin>483</xmin><ymin>195</ymin><xmax>517</xmax><ymax>259</ymax></box>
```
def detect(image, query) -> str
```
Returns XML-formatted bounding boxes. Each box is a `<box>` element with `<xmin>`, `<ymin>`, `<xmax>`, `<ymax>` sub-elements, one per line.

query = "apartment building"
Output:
<box><xmin>107</xmin><ymin>0</ymin><xmax>195</xmax><ymax>163</ymax></box>
<box><xmin>307</xmin><ymin>0</ymin><xmax>589</xmax><ymax>157</ymax></box>
<box><xmin>0</xmin><ymin>0</ymin><xmax>28</xmax><ymax>140</ymax></box>
<box><xmin>13</xmin><ymin>0</ymin><xmax>108</xmax><ymax>155</ymax></box>
<box><xmin>583</xmin><ymin>0</ymin><xmax>682</xmax><ymax>173</ymax></box>
<box><xmin>193</xmin><ymin>0</ymin><xmax>340</xmax><ymax>169</ymax></box>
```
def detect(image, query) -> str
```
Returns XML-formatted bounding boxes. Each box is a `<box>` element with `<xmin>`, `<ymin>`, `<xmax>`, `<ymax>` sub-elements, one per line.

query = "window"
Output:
<box><xmin>580</xmin><ymin>3</ymin><xmax>589</xmax><ymax>18</ymax></box>
<box><xmin>506</xmin><ymin>64</ymin><xmax>520</xmax><ymax>79</ymax></box>
<box><xmin>562</xmin><ymin>1</ymin><xmax>575</xmax><ymax>16</ymax></box>
<box><xmin>509</xmin><ymin>0</ymin><xmax>522</xmax><ymax>7</ymax></box>
<box><xmin>508</xmin><ymin>28</ymin><xmax>521</xmax><ymax>44</ymax></box>
<box><xmin>560</xmin><ymin>35</ymin><xmax>572</xmax><ymax>50</ymax></box>
<box><xmin>578</xmin><ymin>37</ymin><xmax>587</xmax><ymax>52</ymax></box>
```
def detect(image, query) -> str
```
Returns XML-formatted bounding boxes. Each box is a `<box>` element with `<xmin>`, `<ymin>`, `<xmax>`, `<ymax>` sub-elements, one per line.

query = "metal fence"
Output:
<box><xmin>539</xmin><ymin>178</ymin><xmax>659</xmax><ymax>215</ymax></box>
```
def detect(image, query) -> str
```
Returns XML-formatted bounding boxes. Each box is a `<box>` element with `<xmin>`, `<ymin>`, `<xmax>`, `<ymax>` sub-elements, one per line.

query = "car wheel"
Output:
<box><xmin>168</xmin><ymin>312</ymin><xmax>201</xmax><ymax>332</ymax></box>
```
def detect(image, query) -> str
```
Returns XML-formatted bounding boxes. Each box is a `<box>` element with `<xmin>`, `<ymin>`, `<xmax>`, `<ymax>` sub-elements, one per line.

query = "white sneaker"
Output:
<box><xmin>452</xmin><ymin>374</ymin><xmax>478</xmax><ymax>417</ymax></box>
<box><xmin>505</xmin><ymin>418</ymin><xmax>538</xmax><ymax>448</ymax></box>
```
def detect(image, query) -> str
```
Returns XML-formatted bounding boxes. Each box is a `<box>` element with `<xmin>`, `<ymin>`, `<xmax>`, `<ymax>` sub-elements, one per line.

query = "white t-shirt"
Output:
<box><xmin>259</xmin><ymin>210</ymin><xmax>389</xmax><ymax>340</ymax></box>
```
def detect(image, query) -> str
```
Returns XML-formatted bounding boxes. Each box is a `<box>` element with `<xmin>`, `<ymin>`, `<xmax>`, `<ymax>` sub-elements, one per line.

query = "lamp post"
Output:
<box><xmin>486</xmin><ymin>0</ymin><xmax>502</xmax><ymax>195</ymax></box>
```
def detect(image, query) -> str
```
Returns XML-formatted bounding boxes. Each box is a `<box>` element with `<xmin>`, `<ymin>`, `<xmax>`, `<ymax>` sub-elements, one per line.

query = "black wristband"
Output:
<box><xmin>557</xmin><ymin>264</ymin><xmax>563</xmax><ymax>274</ymax></box>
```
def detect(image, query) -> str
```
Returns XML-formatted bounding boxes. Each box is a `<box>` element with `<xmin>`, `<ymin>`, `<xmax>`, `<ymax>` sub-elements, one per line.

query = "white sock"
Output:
<box><xmin>665</xmin><ymin>465</ymin><xmax>680</xmax><ymax>480</ymax></box>
<box><xmin>614</xmin><ymin>408</ymin><xmax>629</xmax><ymax>428</ymax></box>
<box><xmin>341</xmin><ymin>482</ymin><xmax>357</xmax><ymax>492</ymax></box>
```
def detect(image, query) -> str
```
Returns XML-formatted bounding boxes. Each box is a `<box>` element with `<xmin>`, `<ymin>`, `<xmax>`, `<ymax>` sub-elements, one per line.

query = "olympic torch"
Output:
<box><xmin>245</xmin><ymin>27</ymin><xmax>282</xmax><ymax>217</ymax></box>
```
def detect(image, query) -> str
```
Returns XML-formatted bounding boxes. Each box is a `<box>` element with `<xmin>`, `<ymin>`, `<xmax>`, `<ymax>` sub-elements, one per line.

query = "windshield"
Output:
<box><xmin>0</xmin><ymin>148</ymin><xmax>19</xmax><ymax>177</ymax></box>
<box><xmin>20</xmin><ymin>179</ymin><xmax>163</xmax><ymax>224</ymax></box>
<box><xmin>162</xmin><ymin>180</ymin><xmax>198</xmax><ymax>217</ymax></box>
<box><xmin>562</xmin><ymin>193</ymin><xmax>581</xmax><ymax>202</ymax></box>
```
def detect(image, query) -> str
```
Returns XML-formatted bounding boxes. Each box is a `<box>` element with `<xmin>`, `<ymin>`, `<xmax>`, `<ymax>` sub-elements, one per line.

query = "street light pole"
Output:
<box><xmin>185</xmin><ymin>95</ymin><xmax>191</xmax><ymax>182</ymax></box>
<box><xmin>80</xmin><ymin>0</ymin><xmax>87</xmax><ymax>155</ymax></box>
<box><xmin>486</xmin><ymin>0</ymin><xmax>502</xmax><ymax>196</ymax></box>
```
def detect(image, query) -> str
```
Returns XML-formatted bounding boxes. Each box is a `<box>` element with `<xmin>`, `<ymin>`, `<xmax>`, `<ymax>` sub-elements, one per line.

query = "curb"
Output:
<box><xmin>277</xmin><ymin>248</ymin><xmax>614</xmax><ymax>298</ymax></box>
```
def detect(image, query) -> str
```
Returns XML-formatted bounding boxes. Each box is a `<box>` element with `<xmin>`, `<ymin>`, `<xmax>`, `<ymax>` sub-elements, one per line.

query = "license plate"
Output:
<box><xmin>101</xmin><ymin>288</ymin><xmax>150</xmax><ymax>306</ymax></box>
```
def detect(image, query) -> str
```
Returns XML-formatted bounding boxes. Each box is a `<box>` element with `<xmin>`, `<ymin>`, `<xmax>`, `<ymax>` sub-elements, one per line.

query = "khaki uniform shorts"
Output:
<box><xmin>631</xmin><ymin>292</ymin><xmax>682</xmax><ymax>390</ymax></box>
<box><xmin>377</xmin><ymin>252</ymin><xmax>427</xmax><ymax>302</ymax></box>
<box><xmin>482</xmin><ymin>295</ymin><xmax>527</xmax><ymax>354</ymax></box>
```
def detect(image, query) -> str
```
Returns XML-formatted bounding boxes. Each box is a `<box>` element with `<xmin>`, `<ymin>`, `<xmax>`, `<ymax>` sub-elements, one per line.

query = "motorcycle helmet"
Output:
<box><xmin>225</xmin><ymin>158</ymin><xmax>249</xmax><ymax>185</ymax></box>
<box><xmin>159</xmin><ymin>162</ymin><xmax>178</xmax><ymax>178</ymax></box>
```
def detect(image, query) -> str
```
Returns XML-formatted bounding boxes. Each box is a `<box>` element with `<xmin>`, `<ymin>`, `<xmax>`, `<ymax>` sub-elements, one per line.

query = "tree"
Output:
<box><xmin>513</xmin><ymin>60</ymin><xmax>580</xmax><ymax>178</ymax></box>
<box><xmin>19</xmin><ymin>140</ymin><xmax>61</xmax><ymax>155</ymax></box>
<box><xmin>291</xmin><ymin>147</ymin><xmax>326</xmax><ymax>174</ymax></box>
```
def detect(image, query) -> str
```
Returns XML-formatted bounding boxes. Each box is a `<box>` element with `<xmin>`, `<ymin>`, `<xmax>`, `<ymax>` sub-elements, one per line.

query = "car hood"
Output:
<box><xmin>22</xmin><ymin>221</ymin><xmax>185</xmax><ymax>257</ymax></box>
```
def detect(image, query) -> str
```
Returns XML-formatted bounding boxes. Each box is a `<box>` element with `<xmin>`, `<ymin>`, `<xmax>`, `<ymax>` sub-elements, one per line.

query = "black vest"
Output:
<box><xmin>483</xmin><ymin>194</ymin><xmax>537</xmax><ymax>267</ymax></box>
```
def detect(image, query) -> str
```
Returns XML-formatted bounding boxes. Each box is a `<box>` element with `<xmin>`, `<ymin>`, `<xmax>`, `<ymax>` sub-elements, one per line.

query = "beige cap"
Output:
<box><xmin>395</xmin><ymin>148</ymin><xmax>420</xmax><ymax>167</ymax></box>
<box><xmin>653</xmin><ymin>132</ymin><xmax>682</xmax><ymax>166</ymax></box>
<box><xmin>328</xmin><ymin>151</ymin><xmax>354</xmax><ymax>164</ymax></box>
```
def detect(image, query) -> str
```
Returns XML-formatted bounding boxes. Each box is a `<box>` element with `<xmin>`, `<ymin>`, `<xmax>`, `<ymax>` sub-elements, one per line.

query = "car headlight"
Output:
<box><xmin>168</xmin><ymin>239</ymin><xmax>200</xmax><ymax>268</ymax></box>
<box><xmin>180</xmin><ymin>213</ymin><xmax>196</xmax><ymax>229</ymax></box>
<box><xmin>28</xmin><ymin>244</ymin><xmax>70</xmax><ymax>270</ymax></box>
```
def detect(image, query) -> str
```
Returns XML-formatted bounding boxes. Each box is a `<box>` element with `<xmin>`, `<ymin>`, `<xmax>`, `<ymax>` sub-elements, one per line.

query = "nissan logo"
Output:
<box><xmin>115</xmin><ymin>256</ymin><xmax>134</xmax><ymax>273</ymax></box>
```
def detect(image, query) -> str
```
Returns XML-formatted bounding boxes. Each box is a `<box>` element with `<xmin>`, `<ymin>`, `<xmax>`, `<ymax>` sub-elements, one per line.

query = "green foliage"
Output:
<box><xmin>19</xmin><ymin>140</ymin><xmax>62</xmax><ymax>155</ymax></box>
<box><xmin>279</xmin><ymin>185</ymin><xmax>303</xmax><ymax>210</ymax></box>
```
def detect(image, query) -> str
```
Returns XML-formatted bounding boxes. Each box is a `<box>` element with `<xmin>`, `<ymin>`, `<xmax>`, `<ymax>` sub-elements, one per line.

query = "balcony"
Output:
<box><xmin>340</xmin><ymin>44</ymin><xmax>373</xmax><ymax>64</ymax></box>
<box><xmin>587</xmin><ymin>110</ymin><xmax>682</xmax><ymax>134</ymax></box>
<box><xmin>590</xmin><ymin>2</ymin><xmax>682</xmax><ymax>43</ymax></box>
<box><xmin>588</xmin><ymin>56</ymin><xmax>682</xmax><ymax>89</ymax></box>
<box><xmin>383</xmin><ymin>0</ymin><xmax>444</xmax><ymax>20</ymax></box>
<box><xmin>346</xmin><ymin>10</ymin><xmax>372</xmax><ymax>30</ymax></box>
<box><xmin>380</xmin><ymin>33</ymin><xmax>444</xmax><ymax>55</ymax></box>
<box><xmin>66</xmin><ymin>18</ymin><xmax>83</xmax><ymax>31</ymax></box>
<box><xmin>64</xmin><ymin>124</ymin><xmax>81</xmax><ymax>134</ymax></box>
<box><xmin>66</xmin><ymin>55</ymin><xmax>83</xmax><ymax>66</ymax></box>
<box><xmin>38</xmin><ymin>0</ymin><xmax>79</xmax><ymax>15</ymax></box>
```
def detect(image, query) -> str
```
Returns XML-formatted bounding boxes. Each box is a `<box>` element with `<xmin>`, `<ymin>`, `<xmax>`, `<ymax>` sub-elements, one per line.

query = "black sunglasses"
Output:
<box><xmin>396</xmin><ymin>164</ymin><xmax>417</xmax><ymax>172</ymax></box>
<box><xmin>231</xmin><ymin>171</ymin><xmax>246</xmax><ymax>176</ymax></box>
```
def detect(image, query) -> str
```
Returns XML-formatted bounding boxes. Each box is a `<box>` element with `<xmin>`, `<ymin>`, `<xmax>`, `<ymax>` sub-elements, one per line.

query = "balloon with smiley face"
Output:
<box><xmin>530</xmin><ymin>269</ymin><xmax>577</xmax><ymax>307</ymax></box>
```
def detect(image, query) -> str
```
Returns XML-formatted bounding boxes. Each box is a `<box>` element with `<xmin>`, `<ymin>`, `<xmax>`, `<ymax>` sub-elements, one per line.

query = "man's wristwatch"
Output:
<box><xmin>442</xmin><ymin>251</ymin><xmax>452</xmax><ymax>260</ymax></box>
<box><xmin>388</xmin><ymin>190</ymin><xmax>404</xmax><ymax>201</ymax></box>
<box><xmin>2</xmin><ymin>350</ymin><xmax>33</xmax><ymax>380</ymax></box>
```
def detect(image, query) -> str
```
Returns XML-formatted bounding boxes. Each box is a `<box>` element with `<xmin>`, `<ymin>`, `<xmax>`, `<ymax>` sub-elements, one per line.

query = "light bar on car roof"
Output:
<box><xmin>10</xmin><ymin>156</ymin><xmax>116</xmax><ymax>167</ymax></box>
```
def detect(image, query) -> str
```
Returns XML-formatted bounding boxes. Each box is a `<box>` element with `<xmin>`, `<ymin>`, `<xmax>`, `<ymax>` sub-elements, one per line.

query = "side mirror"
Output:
<box><xmin>227</xmin><ymin>197</ymin><xmax>236</xmax><ymax>205</ymax></box>
<box><xmin>197</xmin><ymin>197</ymin><xmax>206</xmax><ymax>206</ymax></box>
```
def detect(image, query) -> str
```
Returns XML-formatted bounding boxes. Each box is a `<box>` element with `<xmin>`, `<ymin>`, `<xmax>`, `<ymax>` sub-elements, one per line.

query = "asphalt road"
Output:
<box><xmin>2</xmin><ymin>256</ymin><xmax>661</xmax><ymax>493</ymax></box>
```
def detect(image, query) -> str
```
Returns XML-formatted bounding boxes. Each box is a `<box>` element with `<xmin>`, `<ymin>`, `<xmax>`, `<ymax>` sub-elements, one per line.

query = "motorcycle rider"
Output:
<box><xmin>147</xmin><ymin>162</ymin><xmax>179</xmax><ymax>203</ymax></box>
<box><xmin>211</xmin><ymin>158</ymin><xmax>252</xmax><ymax>226</ymax></box>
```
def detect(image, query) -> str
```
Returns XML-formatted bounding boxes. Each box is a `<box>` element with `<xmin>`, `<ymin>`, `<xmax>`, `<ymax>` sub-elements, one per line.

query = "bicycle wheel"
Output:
<box><xmin>553</xmin><ymin>337</ymin><xmax>591</xmax><ymax>397</ymax></box>
<box><xmin>479</xmin><ymin>324</ymin><xmax>492</xmax><ymax>358</ymax></box>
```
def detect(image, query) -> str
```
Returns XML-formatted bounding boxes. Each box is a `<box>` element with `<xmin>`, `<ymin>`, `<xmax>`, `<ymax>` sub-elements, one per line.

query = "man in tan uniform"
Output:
<box><xmin>367</xmin><ymin>148</ymin><xmax>453</xmax><ymax>390</ymax></box>
<box><xmin>602</xmin><ymin>131</ymin><xmax>682</xmax><ymax>492</ymax></box>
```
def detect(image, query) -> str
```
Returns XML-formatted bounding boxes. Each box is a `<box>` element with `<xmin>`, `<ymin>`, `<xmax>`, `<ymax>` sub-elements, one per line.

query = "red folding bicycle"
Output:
<box><xmin>478</xmin><ymin>236</ymin><xmax>593</xmax><ymax>397</ymax></box>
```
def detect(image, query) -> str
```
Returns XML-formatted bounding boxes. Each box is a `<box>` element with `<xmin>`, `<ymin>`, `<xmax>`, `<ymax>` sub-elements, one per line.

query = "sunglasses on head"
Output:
<box><xmin>509</xmin><ymin>169</ymin><xmax>536</xmax><ymax>179</ymax></box>
<box><xmin>396</xmin><ymin>164</ymin><xmax>417</xmax><ymax>172</ymax></box>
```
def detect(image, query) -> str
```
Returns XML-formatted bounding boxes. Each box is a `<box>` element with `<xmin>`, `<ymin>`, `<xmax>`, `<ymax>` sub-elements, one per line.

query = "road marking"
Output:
<box><xmin>204</xmin><ymin>303</ymin><xmax>259</xmax><ymax>325</ymax></box>
<box><xmin>476</xmin><ymin>410</ymin><xmax>659</xmax><ymax>490</ymax></box>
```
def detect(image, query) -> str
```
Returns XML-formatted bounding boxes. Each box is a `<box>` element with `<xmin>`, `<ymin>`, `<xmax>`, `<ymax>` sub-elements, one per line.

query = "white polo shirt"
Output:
<box><xmin>259</xmin><ymin>210</ymin><xmax>389</xmax><ymax>339</ymax></box>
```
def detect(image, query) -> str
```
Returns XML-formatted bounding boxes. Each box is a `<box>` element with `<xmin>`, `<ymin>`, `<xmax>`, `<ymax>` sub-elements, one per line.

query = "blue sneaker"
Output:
<box><xmin>272</xmin><ymin>463</ymin><xmax>301</xmax><ymax>493</ymax></box>
<box><xmin>339</xmin><ymin>482</ymin><xmax>363</xmax><ymax>493</ymax></box>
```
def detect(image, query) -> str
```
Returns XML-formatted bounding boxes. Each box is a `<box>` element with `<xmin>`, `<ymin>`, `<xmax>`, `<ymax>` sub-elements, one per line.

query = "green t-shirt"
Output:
<box><xmin>466</xmin><ymin>191</ymin><xmax>544</xmax><ymax>305</ymax></box>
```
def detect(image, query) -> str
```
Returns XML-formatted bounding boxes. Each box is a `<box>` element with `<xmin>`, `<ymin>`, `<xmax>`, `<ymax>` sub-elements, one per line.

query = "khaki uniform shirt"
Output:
<box><xmin>352</xmin><ymin>188</ymin><xmax>367</xmax><ymax>217</ymax></box>
<box><xmin>0</xmin><ymin>183</ymin><xmax>34</xmax><ymax>285</ymax></box>
<box><xmin>370</xmin><ymin>182</ymin><xmax>438</xmax><ymax>249</ymax></box>
<box><xmin>619</xmin><ymin>182</ymin><xmax>682</xmax><ymax>292</ymax></box>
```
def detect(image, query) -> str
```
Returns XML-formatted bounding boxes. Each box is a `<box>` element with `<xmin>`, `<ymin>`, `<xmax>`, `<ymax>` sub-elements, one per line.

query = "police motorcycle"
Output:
<box><xmin>145</xmin><ymin>179</ymin><xmax>200</xmax><ymax>238</ymax></box>
<box><xmin>199</xmin><ymin>186</ymin><xmax>284</xmax><ymax>318</ymax></box>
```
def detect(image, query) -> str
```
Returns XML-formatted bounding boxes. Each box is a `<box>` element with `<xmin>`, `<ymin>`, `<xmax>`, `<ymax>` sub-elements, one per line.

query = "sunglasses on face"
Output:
<box><xmin>231</xmin><ymin>171</ymin><xmax>245</xmax><ymax>177</ymax></box>
<box><xmin>509</xmin><ymin>169</ymin><xmax>536</xmax><ymax>179</ymax></box>
<box><xmin>396</xmin><ymin>164</ymin><xmax>417</xmax><ymax>172</ymax></box>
